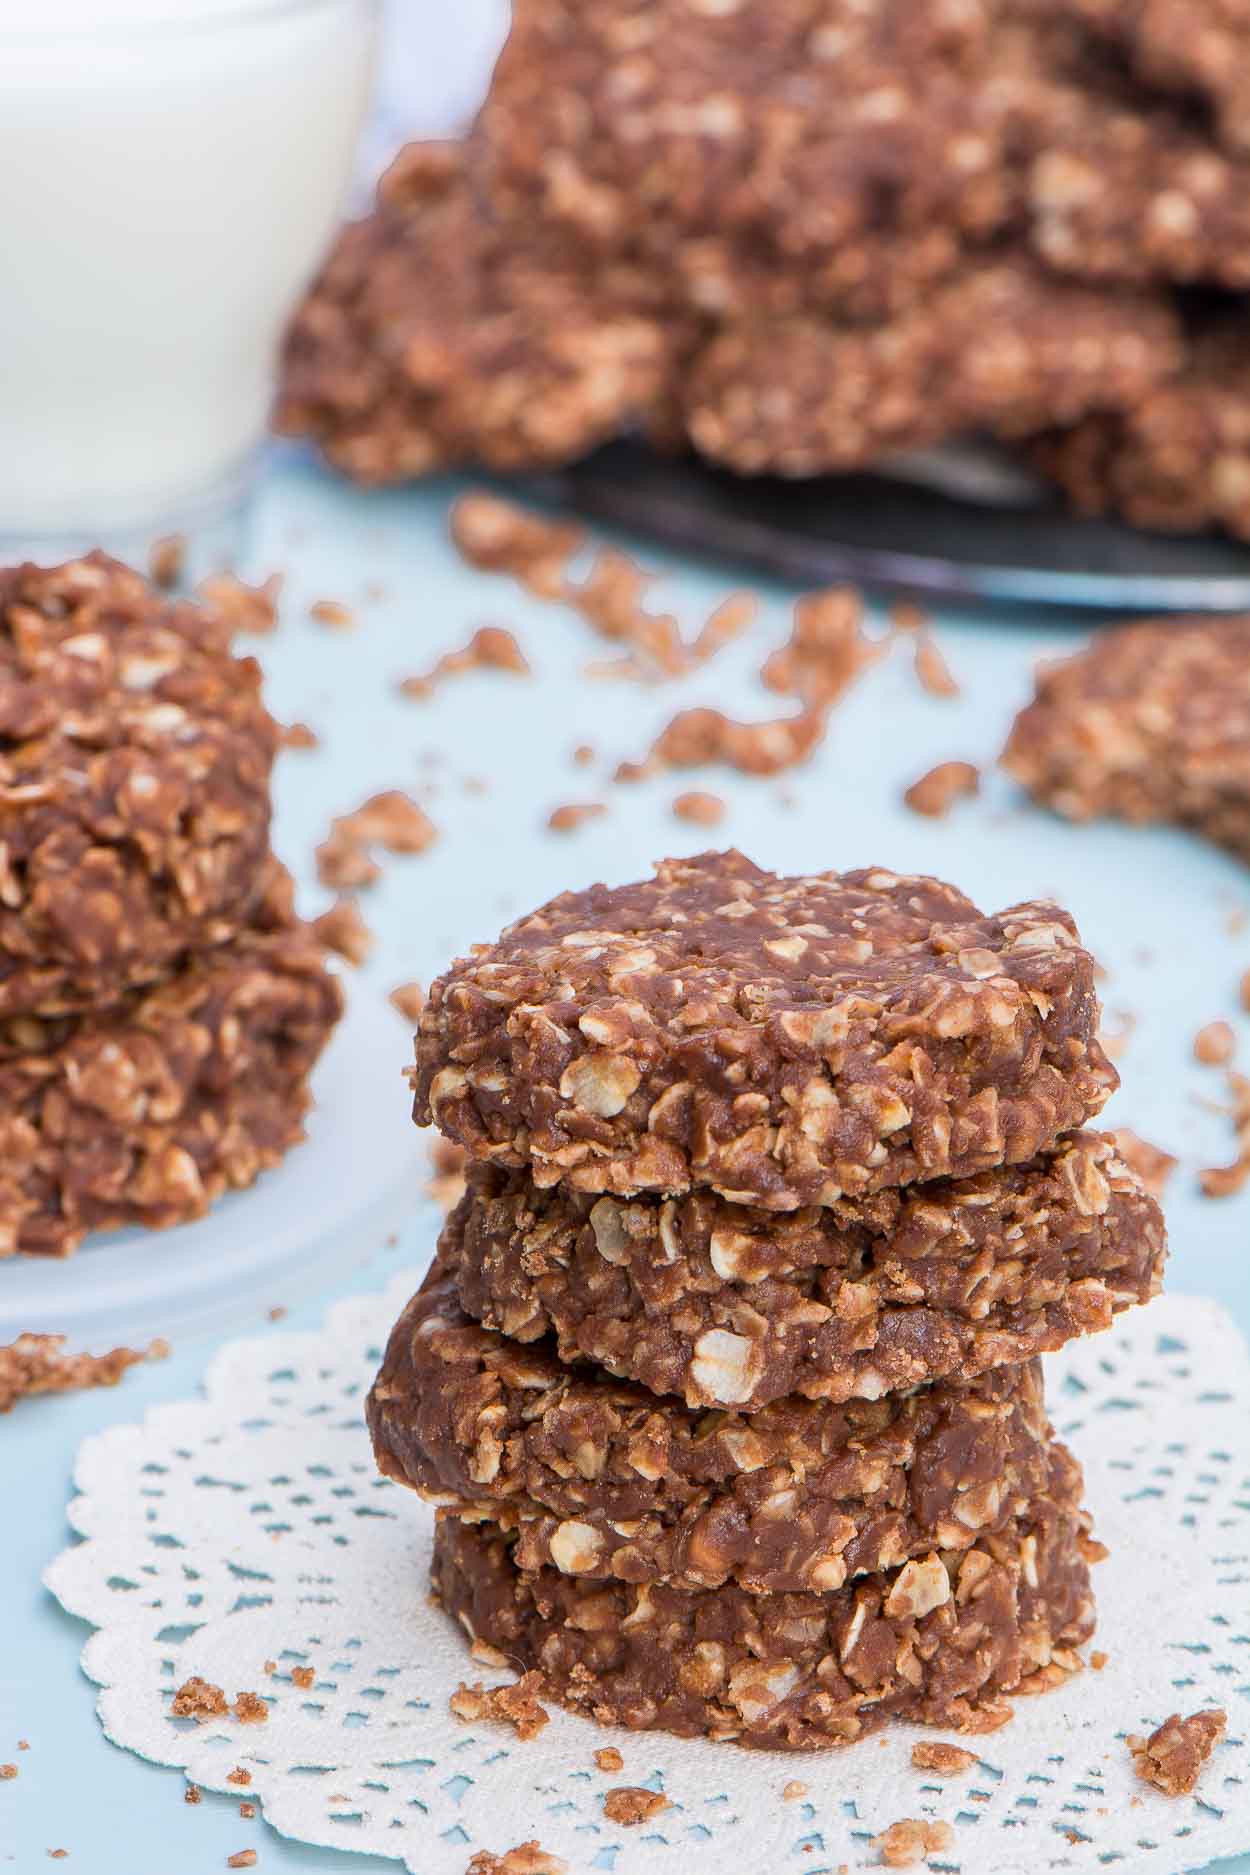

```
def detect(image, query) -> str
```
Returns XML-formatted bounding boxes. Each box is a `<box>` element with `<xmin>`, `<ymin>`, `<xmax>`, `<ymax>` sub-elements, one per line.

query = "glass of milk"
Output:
<box><xmin>0</xmin><ymin>0</ymin><xmax>378</xmax><ymax>556</ymax></box>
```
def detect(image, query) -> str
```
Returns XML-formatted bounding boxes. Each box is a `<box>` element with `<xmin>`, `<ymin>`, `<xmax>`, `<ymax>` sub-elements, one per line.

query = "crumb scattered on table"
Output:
<box><xmin>310</xmin><ymin>897</ymin><xmax>373</xmax><ymax>966</ymax></box>
<box><xmin>547</xmin><ymin>801</ymin><xmax>606</xmax><ymax>833</ymax></box>
<box><xmin>399</xmin><ymin>625</ymin><xmax>530</xmax><ymax>700</ymax></box>
<box><xmin>239</xmin><ymin>1803</ymin><xmax>256</xmax><ymax>1819</ymax></box>
<box><xmin>1199</xmin><ymin>1070</ymin><xmax>1250</xmax><ymax>1195</ymax></box>
<box><xmin>872</xmin><ymin>1818</ymin><xmax>954</xmax><ymax>1867</ymax></box>
<box><xmin>911</xmin><ymin>1741</ymin><xmax>977</xmax><ymax>1776</ymax></box>
<box><xmin>310</xmin><ymin>598</ymin><xmax>355</xmax><ymax>629</ymax></box>
<box><xmin>226</xmin><ymin>1854</ymin><xmax>258</xmax><ymax>1870</ymax></box>
<box><xmin>593</xmin><ymin>1747</ymin><xmax>624</xmax><ymax>1774</ymax></box>
<box><xmin>390</xmin><ymin>981</ymin><xmax>427</xmax><ymax>1022</ymax></box>
<box><xmin>672</xmin><ymin>790</ymin><xmax>725</xmax><ymax>826</ymax></box>
<box><xmin>227</xmin><ymin>1768</ymin><xmax>252</xmax><ymax>1787</ymax></box>
<box><xmin>317</xmin><ymin>790</ymin><xmax>436</xmax><ymax>888</ymax></box>
<box><xmin>171</xmin><ymin>1678</ymin><xmax>229</xmax><ymax>1721</ymax></box>
<box><xmin>639</xmin><ymin>703</ymin><xmax>827</xmax><ymax>778</ymax></box>
<box><xmin>290</xmin><ymin>1667</ymin><xmax>315</xmax><ymax>1690</ymax></box>
<box><xmin>281</xmin><ymin>721</ymin><xmax>320</xmax><ymax>751</ymax></box>
<box><xmin>232</xmin><ymin>1692</ymin><xmax>269</xmax><ymax>1725</ymax></box>
<box><xmin>1128</xmin><ymin>1709</ymin><xmax>1226</xmax><ymax>1796</ymax></box>
<box><xmin>903</xmin><ymin>760</ymin><xmax>980</xmax><ymax>818</ymax></box>
<box><xmin>1091</xmin><ymin>1651</ymin><xmax>1109</xmax><ymax>1670</ymax></box>
<box><xmin>449</xmin><ymin>1673</ymin><xmax>549</xmax><ymax>1740</ymax></box>
<box><xmin>761</xmin><ymin>587</ymin><xmax>879</xmax><ymax>707</ymax></box>
<box><xmin>571</xmin><ymin>744</ymin><xmax>595</xmax><ymax>766</ymax></box>
<box><xmin>451</xmin><ymin>493</ymin><xmax>581</xmax><ymax>599</ymax></box>
<box><xmin>602</xmin><ymin>1787</ymin><xmax>670</xmax><ymax>1826</ymax></box>
<box><xmin>0</xmin><ymin>1334</ymin><xmax>164</xmax><ymax>1413</ymax></box>
<box><xmin>185</xmin><ymin>1784</ymin><xmax>202</xmax><ymax>1804</ymax></box>
<box><xmin>1194</xmin><ymin>1019</ymin><xmax>1235</xmax><ymax>1065</ymax></box>
<box><xmin>913</xmin><ymin>631</ymin><xmax>960</xmax><ymax>698</ymax></box>
<box><xmin>0</xmin><ymin>1764</ymin><xmax>17</xmax><ymax>1780</ymax></box>
<box><xmin>782</xmin><ymin>1779</ymin><xmax>807</xmax><ymax>1801</ymax></box>
<box><xmin>691</xmin><ymin>590</ymin><xmax>756</xmax><ymax>662</ymax></box>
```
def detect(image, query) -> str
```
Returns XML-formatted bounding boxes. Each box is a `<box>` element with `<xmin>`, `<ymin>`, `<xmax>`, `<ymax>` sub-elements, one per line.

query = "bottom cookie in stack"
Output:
<box><xmin>1</xmin><ymin>863</ymin><xmax>343</xmax><ymax>1257</ymax></box>
<box><xmin>369</xmin><ymin>1262</ymin><xmax>1102</xmax><ymax>1749</ymax></box>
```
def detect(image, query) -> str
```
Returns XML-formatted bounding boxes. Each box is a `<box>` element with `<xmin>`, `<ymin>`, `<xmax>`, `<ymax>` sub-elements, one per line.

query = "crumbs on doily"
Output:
<box><xmin>450</xmin><ymin>1673</ymin><xmax>549</xmax><ymax>1741</ymax></box>
<box><xmin>1128</xmin><ymin>1710</ymin><xmax>1227</xmax><ymax>1797</ymax></box>
<box><xmin>465</xmin><ymin>1844</ymin><xmax>568</xmax><ymax>1875</ymax></box>
<box><xmin>602</xmin><ymin>1788</ymin><xmax>671</xmax><ymax>1826</ymax></box>
<box><xmin>872</xmin><ymin>1817</ymin><xmax>954</xmax><ymax>1867</ymax></box>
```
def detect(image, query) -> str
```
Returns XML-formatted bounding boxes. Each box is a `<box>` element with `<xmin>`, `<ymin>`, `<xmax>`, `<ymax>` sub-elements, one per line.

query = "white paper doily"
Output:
<box><xmin>0</xmin><ymin>989</ymin><xmax>420</xmax><ymax>1345</ymax></box>
<box><xmin>45</xmin><ymin>1282</ymin><xmax>1250</xmax><ymax>1875</ymax></box>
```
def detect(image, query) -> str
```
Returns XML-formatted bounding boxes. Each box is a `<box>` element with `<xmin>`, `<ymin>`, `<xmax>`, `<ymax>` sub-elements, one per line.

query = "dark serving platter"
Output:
<box><xmin>529</xmin><ymin>440</ymin><xmax>1250</xmax><ymax>614</ymax></box>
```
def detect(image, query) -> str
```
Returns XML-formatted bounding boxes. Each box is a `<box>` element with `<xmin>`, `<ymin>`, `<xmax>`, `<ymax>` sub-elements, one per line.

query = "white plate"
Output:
<box><xmin>0</xmin><ymin>986</ymin><xmax>422</xmax><ymax>1346</ymax></box>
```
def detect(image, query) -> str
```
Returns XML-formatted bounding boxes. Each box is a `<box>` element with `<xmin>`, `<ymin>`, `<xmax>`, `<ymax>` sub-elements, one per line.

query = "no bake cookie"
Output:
<box><xmin>443</xmin><ymin>1131</ymin><xmax>1164</xmax><ymax>1410</ymax></box>
<box><xmin>370</xmin><ymin>1260</ymin><xmax>1056</xmax><ymax>1593</ymax></box>
<box><xmin>0</xmin><ymin>865</ymin><xmax>342</xmax><ymax>1256</ymax></box>
<box><xmin>431</xmin><ymin>1441</ymin><xmax>1098</xmax><ymax>1749</ymax></box>
<box><xmin>413</xmin><ymin>851</ymin><xmax>1116</xmax><ymax>1209</ymax></box>
<box><xmin>0</xmin><ymin>553</ymin><xmax>278</xmax><ymax>1016</ymax></box>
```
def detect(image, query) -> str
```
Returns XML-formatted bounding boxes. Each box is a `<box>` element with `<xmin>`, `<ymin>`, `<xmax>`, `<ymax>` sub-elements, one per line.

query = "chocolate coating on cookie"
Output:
<box><xmin>0</xmin><ymin>865</ymin><xmax>342</xmax><ymax>1256</ymax></box>
<box><xmin>370</xmin><ymin>1261</ymin><xmax>1054</xmax><ymax>1593</ymax></box>
<box><xmin>444</xmin><ymin>1131</ymin><xmax>1164</xmax><ymax>1410</ymax></box>
<box><xmin>431</xmin><ymin>1443</ymin><xmax>1097</xmax><ymax>1749</ymax></box>
<box><xmin>414</xmin><ymin>851</ymin><xmax>1116</xmax><ymax>1208</ymax></box>
<box><xmin>0</xmin><ymin>554</ymin><xmax>278</xmax><ymax>1015</ymax></box>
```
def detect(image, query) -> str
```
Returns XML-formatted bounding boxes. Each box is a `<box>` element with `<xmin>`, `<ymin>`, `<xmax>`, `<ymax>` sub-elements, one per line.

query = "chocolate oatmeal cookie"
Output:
<box><xmin>430</xmin><ymin>1441</ymin><xmax>1099</xmax><ymax>1749</ymax></box>
<box><xmin>413</xmin><ymin>852</ymin><xmax>1116</xmax><ymax>1209</ymax></box>
<box><xmin>0</xmin><ymin>865</ymin><xmax>342</xmax><ymax>1256</ymax></box>
<box><xmin>276</xmin><ymin>141</ymin><xmax>677</xmax><ymax>486</ymax></box>
<box><xmin>1002</xmin><ymin>612</ymin><xmax>1250</xmax><ymax>862</ymax></box>
<box><xmin>443</xmin><ymin>1132</ymin><xmax>1164</xmax><ymax>1410</ymax></box>
<box><xmin>1029</xmin><ymin>324</ymin><xmax>1250</xmax><ymax>541</ymax></box>
<box><xmin>0</xmin><ymin>553</ymin><xmax>278</xmax><ymax>1016</ymax></box>
<box><xmin>370</xmin><ymin>1260</ymin><xmax>1055</xmax><ymax>1593</ymax></box>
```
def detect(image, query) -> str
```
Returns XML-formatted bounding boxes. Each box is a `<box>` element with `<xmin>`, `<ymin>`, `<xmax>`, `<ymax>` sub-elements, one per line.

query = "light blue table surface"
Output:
<box><xmin>6</xmin><ymin>453</ymin><xmax>1250</xmax><ymax>1874</ymax></box>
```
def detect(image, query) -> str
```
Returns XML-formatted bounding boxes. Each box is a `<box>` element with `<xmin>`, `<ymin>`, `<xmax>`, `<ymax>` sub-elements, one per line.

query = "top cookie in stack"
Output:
<box><xmin>374</xmin><ymin>853</ymin><xmax>1164</xmax><ymax>1749</ymax></box>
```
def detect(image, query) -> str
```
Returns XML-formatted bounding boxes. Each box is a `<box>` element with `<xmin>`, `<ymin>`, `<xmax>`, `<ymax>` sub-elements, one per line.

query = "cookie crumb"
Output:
<box><xmin>281</xmin><ymin>721</ymin><xmax>320</xmax><ymax>751</ymax></box>
<box><xmin>1110</xmin><ymin>1128</ymin><xmax>1175</xmax><ymax>1197</ymax></box>
<box><xmin>185</xmin><ymin>1784</ymin><xmax>202</xmax><ymax>1804</ymax></box>
<box><xmin>390</xmin><ymin>981</ymin><xmax>427</xmax><ymax>1022</ymax></box>
<box><xmin>310</xmin><ymin>599</ymin><xmax>354</xmax><ymax>629</ymax></box>
<box><xmin>571</xmin><ymin>743</ymin><xmax>595</xmax><ymax>766</ymax></box>
<box><xmin>1091</xmin><ymin>1651</ymin><xmax>1109</xmax><ymax>1670</ymax></box>
<box><xmin>0</xmin><ymin>1764</ymin><xmax>17</xmax><ymax>1780</ymax></box>
<box><xmin>1199</xmin><ymin>1069</ymin><xmax>1250</xmax><ymax>1195</ymax></box>
<box><xmin>226</xmin><ymin>1854</ymin><xmax>258</xmax><ymax>1870</ymax></box>
<box><xmin>226</xmin><ymin>1768</ymin><xmax>252</xmax><ymax>1787</ymax></box>
<box><xmin>290</xmin><ymin>1667</ymin><xmax>315</xmax><ymax>1690</ymax></box>
<box><xmin>890</xmin><ymin>600</ymin><xmax>929</xmax><ymax>633</ymax></box>
<box><xmin>903</xmin><ymin>760</ymin><xmax>980</xmax><ymax>818</ymax></box>
<box><xmin>171</xmin><ymin>1677</ymin><xmax>229</xmax><ymax>1720</ymax></box>
<box><xmin>547</xmin><ymin>801</ymin><xmax>606</xmax><ymax>833</ymax></box>
<box><xmin>449</xmin><ymin>1673</ymin><xmax>549</xmax><ymax>1740</ymax></box>
<box><xmin>692</xmin><ymin>590</ymin><xmax>757</xmax><ymax>662</ymax></box>
<box><xmin>317</xmin><ymin>790</ymin><xmax>436</xmax><ymax>888</ymax></box>
<box><xmin>644</xmin><ymin>702</ymin><xmax>827</xmax><ymax>777</ymax></box>
<box><xmin>913</xmin><ymin>632</ymin><xmax>960</xmax><ymax>698</ymax></box>
<box><xmin>761</xmin><ymin>587</ymin><xmax>878</xmax><ymax>707</ymax></box>
<box><xmin>872</xmin><ymin>1818</ymin><xmax>954</xmax><ymax>1867</ymax></box>
<box><xmin>464</xmin><ymin>1844</ymin><xmax>568</xmax><ymax>1875</ymax></box>
<box><xmin>47</xmin><ymin>1853</ymin><xmax>68</xmax><ymax>1860</ymax></box>
<box><xmin>451</xmin><ymin>493</ymin><xmax>581</xmax><ymax>598</ymax></box>
<box><xmin>672</xmin><ymin>790</ymin><xmax>725</xmax><ymax>826</ymax></box>
<box><xmin>197</xmin><ymin>572</ymin><xmax>281</xmax><ymax>636</ymax></box>
<box><xmin>232</xmin><ymin>1692</ymin><xmax>269</xmax><ymax>1725</ymax></box>
<box><xmin>1194</xmin><ymin>1020</ymin><xmax>1235</xmax><ymax>1065</ymax></box>
<box><xmin>240</xmin><ymin>1802</ymin><xmax>256</xmax><ymax>1819</ymax></box>
<box><xmin>400</xmin><ymin>625</ymin><xmax>530</xmax><ymax>700</ymax></box>
<box><xmin>593</xmin><ymin>1748</ymin><xmax>624</xmax><ymax>1774</ymax></box>
<box><xmin>310</xmin><ymin>897</ymin><xmax>373</xmax><ymax>966</ymax></box>
<box><xmin>148</xmin><ymin>535</ymin><xmax>186</xmax><ymax>589</ymax></box>
<box><xmin>602</xmin><ymin>1787</ymin><xmax>670</xmax><ymax>1826</ymax></box>
<box><xmin>0</xmin><ymin>1334</ymin><xmax>161</xmax><ymax>1413</ymax></box>
<box><xmin>782</xmin><ymin>1779</ymin><xmax>807</xmax><ymax>1801</ymax></box>
<box><xmin>1128</xmin><ymin>1709</ymin><xmax>1226</xmax><ymax>1796</ymax></box>
<box><xmin>911</xmin><ymin>1741</ymin><xmax>976</xmax><ymax>1776</ymax></box>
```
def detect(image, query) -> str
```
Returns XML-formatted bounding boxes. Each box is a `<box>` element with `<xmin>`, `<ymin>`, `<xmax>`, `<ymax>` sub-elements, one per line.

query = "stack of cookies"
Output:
<box><xmin>370</xmin><ymin>851</ymin><xmax>1165</xmax><ymax>1749</ymax></box>
<box><xmin>279</xmin><ymin>0</ymin><xmax>1250</xmax><ymax>542</ymax></box>
<box><xmin>0</xmin><ymin>552</ymin><xmax>342</xmax><ymax>1257</ymax></box>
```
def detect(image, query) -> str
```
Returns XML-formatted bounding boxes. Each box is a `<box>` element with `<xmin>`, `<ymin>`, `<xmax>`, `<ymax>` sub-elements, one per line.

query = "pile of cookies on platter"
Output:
<box><xmin>0</xmin><ymin>553</ymin><xmax>340</xmax><ymax>1258</ymax></box>
<box><xmin>370</xmin><ymin>850</ymin><xmax>1166</xmax><ymax>1748</ymax></box>
<box><xmin>278</xmin><ymin>0</ymin><xmax>1250</xmax><ymax>541</ymax></box>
